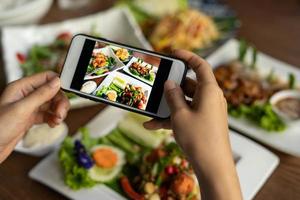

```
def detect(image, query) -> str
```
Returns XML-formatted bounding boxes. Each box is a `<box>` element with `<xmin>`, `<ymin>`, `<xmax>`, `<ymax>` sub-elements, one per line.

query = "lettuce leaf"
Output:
<box><xmin>58</xmin><ymin>135</ymin><xmax>96</xmax><ymax>190</ymax></box>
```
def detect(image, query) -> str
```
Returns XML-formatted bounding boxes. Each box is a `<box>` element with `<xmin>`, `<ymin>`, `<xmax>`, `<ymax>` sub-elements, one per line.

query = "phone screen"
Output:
<box><xmin>69</xmin><ymin>39</ymin><xmax>173</xmax><ymax>113</ymax></box>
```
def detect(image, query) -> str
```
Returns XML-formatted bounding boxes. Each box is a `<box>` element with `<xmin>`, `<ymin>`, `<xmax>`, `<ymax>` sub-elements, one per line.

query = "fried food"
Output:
<box><xmin>150</xmin><ymin>9</ymin><xmax>219</xmax><ymax>53</ymax></box>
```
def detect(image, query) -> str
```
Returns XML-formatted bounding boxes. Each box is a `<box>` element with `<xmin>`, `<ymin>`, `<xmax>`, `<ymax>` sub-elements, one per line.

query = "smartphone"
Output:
<box><xmin>60</xmin><ymin>34</ymin><xmax>187</xmax><ymax>119</ymax></box>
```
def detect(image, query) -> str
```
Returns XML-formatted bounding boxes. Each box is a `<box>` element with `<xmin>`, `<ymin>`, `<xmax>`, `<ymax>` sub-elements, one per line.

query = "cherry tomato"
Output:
<box><xmin>16</xmin><ymin>53</ymin><xmax>26</xmax><ymax>64</ymax></box>
<box><xmin>165</xmin><ymin>166</ymin><xmax>174</xmax><ymax>175</ymax></box>
<box><xmin>57</xmin><ymin>32</ymin><xmax>72</xmax><ymax>41</ymax></box>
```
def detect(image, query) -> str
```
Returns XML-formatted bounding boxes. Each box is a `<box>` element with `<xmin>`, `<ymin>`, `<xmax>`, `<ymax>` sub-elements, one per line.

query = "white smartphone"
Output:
<box><xmin>60</xmin><ymin>34</ymin><xmax>187</xmax><ymax>119</ymax></box>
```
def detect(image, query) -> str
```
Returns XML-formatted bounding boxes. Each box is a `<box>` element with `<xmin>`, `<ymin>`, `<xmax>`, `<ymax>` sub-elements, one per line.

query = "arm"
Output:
<box><xmin>0</xmin><ymin>71</ymin><xmax>70</xmax><ymax>163</ymax></box>
<box><xmin>144</xmin><ymin>50</ymin><xmax>242</xmax><ymax>200</ymax></box>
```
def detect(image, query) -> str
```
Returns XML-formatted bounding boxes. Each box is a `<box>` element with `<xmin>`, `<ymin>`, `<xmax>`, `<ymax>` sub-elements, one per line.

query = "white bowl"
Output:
<box><xmin>0</xmin><ymin>0</ymin><xmax>53</xmax><ymax>26</ymax></box>
<box><xmin>270</xmin><ymin>90</ymin><xmax>300</xmax><ymax>123</ymax></box>
<box><xmin>14</xmin><ymin>122</ymin><xmax>68</xmax><ymax>156</ymax></box>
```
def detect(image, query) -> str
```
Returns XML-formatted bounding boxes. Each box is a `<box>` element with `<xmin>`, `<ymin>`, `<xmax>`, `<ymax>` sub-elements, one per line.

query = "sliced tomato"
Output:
<box><xmin>16</xmin><ymin>53</ymin><xmax>26</xmax><ymax>64</ymax></box>
<box><xmin>120</xmin><ymin>176</ymin><xmax>144</xmax><ymax>200</ymax></box>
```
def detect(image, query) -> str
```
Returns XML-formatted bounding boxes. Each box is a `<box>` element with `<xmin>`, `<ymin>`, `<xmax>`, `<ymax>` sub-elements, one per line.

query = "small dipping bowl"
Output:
<box><xmin>270</xmin><ymin>90</ymin><xmax>300</xmax><ymax>124</ymax></box>
<box><xmin>14</xmin><ymin>122</ymin><xmax>68</xmax><ymax>156</ymax></box>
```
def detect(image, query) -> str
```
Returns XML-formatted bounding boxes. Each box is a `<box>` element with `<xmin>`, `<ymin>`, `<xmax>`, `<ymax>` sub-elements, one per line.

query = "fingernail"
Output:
<box><xmin>49</xmin><ymin>77</ymin><xmax>60</xmax><ymax>88</ymax></box>
<box><xmin>165</xmin><ymin>80</ymin><xmax>177</xmax><ymax>91</ymax></box>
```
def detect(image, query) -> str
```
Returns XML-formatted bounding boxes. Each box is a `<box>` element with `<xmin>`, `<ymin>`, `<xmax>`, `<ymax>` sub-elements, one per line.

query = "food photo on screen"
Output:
<box><xmin>79</xmin><ymin>41</ymin><xmax>162</xmax><ymax>111</ymax></box>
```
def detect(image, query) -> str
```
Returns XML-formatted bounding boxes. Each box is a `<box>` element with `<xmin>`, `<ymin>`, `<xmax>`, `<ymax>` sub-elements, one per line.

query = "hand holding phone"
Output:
<box><xmin>60</xmin><ymin>34</ymin><xmax>187</xmax><ymax>118</ymax></box>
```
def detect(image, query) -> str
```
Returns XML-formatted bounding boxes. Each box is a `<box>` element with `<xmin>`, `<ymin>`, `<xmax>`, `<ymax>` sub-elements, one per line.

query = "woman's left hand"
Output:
<box><xmin>0</xmin><ymin>71</ymin><xmax>70</xmax><ymax>163</ymax></box>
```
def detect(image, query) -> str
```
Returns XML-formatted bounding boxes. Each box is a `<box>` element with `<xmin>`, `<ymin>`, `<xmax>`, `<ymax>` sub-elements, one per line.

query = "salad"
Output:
<box><xmin>128</xmin><ymin>58</ymin><xmax>156</xmax><ymax>83</ymax></box>
<box><xmin>58</xmin><ymin>113</ymin><xmax>200</xmax><ymax>199</ymax></box>
<box><xmin>16</xmin><ymin>30</ymin><xmax>99</xmax><ymax>99</ymax></box>
<box><xmin>16</xmin><ymin>32</ymin><xmax>72</xmax><ymax>76</ymax></box>
<box><xmin>96</xmin><ymin>76</ymin><xmax>148</xmax><ymax>110</ymax></box>
<box><xmin>214</xmin><ymin>40</ymin><xmax>298</xmax><ymax>132</ymax></box>
<box><xmin>86</xmin><ymin>52</ymin><xmax>116</xmax><ymax>76</ymax></box>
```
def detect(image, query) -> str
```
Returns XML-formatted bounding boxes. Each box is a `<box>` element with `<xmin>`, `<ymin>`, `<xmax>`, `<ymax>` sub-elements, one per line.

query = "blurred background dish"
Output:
<box><xmin>0</xmin><ymin>0</ymin><xmax>53</xmax><ymax>26</ymax></box>
<box><xmin>119</xmin><ymin>0</ymin><xmax>239</xmax><ymax>57</ymax></box>
<box><xmin>2</xmin><ymin>7</ymin><xmax>150</xmax><ymax>109</ymax></box>
<box><xmin>187</xmin><ymin>39</ymin><xmax>300</xmax><ymax>157</ymax></box>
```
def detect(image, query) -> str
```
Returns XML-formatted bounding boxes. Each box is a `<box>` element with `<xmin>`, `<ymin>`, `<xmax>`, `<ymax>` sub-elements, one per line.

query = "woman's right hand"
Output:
<box><xmin>144</xmin><ymin>50</ymin><xmax>242</xmax><ymax>200</ymax></box>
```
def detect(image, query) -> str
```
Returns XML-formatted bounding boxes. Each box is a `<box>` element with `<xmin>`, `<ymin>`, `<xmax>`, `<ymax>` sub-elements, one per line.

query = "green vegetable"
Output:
<box><xmin>238</xmin><ymin>39</ymin><xmax>248</xmax><ymax>63</ymax></box>
<box><xmin>117</xmin><ymin>114</ymin><xmax>168</xmax><ymax>148</ymax></box>
<box><xmin>80</xmin><ymin>127</ymin><xmax>98</xmax><ymax>150</ymax></box>
<box><xmin>288</xmin><ymin>73</ymin><xmax>296</xmax><ymax>89</ymax></box>
<box><xmin>117</xmin><ymin>0</ymin><xmax>188</xmax><ymax>23</ymax></box>
<box><xmin>129</xmin><ymin>66</ymin><xmax>155</xmax><ymax>82</ymax></box>
<box><xmin>96</xmin><ymin>86</ymin><xmax>109</xmax><ymax>97</ymax></box>
<box><xmin>87</xmin><ymin>65</ymin><xmax>94</xmax><ymax>73</ymax></box>
<box><xmin>251</xmin><ymin>47</ymin><xmax>257</xmax><ymax>69</ymax></box>
<box><xmin>109</xmin><ymin>83</ymin><xmax>123</xmax><ymax>94</ymax></box>
<box><xmin>98</xmin><ymin>136</ymin><xmax>114</xmax><ymax>146</ymax></box>
<box><xmin>229</xmin><ymin>103</ymin><xmax>286</xmax><ymax>132</ymax></box>
<box><xmin>21</xmin><ymin>61</ymin><xmax>44</xmax><ymax>76</ymax></box>
<box><xmin>65</xmin><ymin>165</ymin><xmax>96</xmax><ymax>190</ymax></box>
<box><xmin>149</xmin><ymin>72</ymin><xmax>155</xmax><ymax>81</ymax></box>
<box><xmin>106</xmin><ymin>129</ymin><xmax>140</xmax><ymax>154</ymax></box>
<box><xmin>58</xmin><ymin>137</ymin><xmax>96</xmax><ymax>190</ymax></box>
<box><xmin>214</xmin><ymin>16</ymin><xmax>240</xmax><ymax>33</ymax></box>
<box><xmin>144</xmin><ymin>72</ymin><xmax>155</xmax><ymax>82</ymax></box>
<box><xmin>95</xmin><ymin>67</ymin><xmax>108</xmax><ymax>75</ymax></box>
<box><xmin>105</xmin><ymin>178</ymin><xmax>124</xmax><ymax>195</ymax></box>
<box><xmin>266</xmin><ymin>69</ymin><xmax>275</xmax><ymax>83</ymax></box>
<box><xmin>116</xmin><ymin>0</ymin><xmax>153</xmax><ymax>23</ymax></box>
<box><xmin>107</xmin><ymin>57</ymin><xmax>116</xmax><ymax>66</ymax></box>
<box><xmin>155</xmin><ymin>142</ymin><xmax>182</xmax><ymax>186</ymax></box>
<box><xmin>129</xmin><ymin>68</ymin><xmax>140</xmax><ymax>76</ymax></box>
<box><xmin>30</xmin><ymin>45</ymin><xmax>52</xmax><ymax>59</ymax></box>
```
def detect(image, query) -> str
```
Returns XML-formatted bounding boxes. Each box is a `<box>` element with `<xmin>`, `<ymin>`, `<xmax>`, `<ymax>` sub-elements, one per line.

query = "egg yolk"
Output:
<box><xmin>93</xmin><ymin>148</ymin><xmax>118</xmax><ymax>168</ymax></box>
<box><xmin>107</xmin><ymin>92</ymin><xmax>117</xmax><ymax>101</ymax></box>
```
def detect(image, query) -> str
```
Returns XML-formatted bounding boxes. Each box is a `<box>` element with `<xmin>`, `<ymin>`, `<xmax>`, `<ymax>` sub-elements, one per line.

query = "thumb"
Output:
<box><xmin>19</xmin><ymin>77</ymin><xmax>61</xmax><ymax>111</ymax></box>
<box><xmin>164</xmin><ymin>80</ymin><xmax>188</xmax><ymax>113</ymax></box>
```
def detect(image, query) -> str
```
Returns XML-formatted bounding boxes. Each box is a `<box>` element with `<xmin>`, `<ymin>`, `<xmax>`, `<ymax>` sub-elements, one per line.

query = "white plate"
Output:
<box><xmin>94</xmin><ymin>71</ymin><xmax>152</xmax><ymax>109</ymax></box>
<box><xmin>84</xmin><ymin>46</ymin><xmax>125</xmax><ymax>80</ymax></box>
<box><xmin>187</xmin><ymin>39</ymin><xmax>300</xmax><ymax>157</ymax></box>
<box><xmin>29</xmin><ymin>106</ymin><xmax>279</xmax><ymax>200</ymax></box>
<box><xmin>123</xmin><ymin>56</ymin><xmax>158</xmax><ymax>86</ymax></box>
<box><xmin>2</xmin><ymin>7</ymin><xmax>152</xmax><ymax>109</ymax></box>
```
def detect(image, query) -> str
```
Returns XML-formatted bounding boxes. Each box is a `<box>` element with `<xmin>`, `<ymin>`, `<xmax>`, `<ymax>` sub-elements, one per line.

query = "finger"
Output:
<box><xmin>143</xmin><ymin>119</ymin><xmax>171</xmax><ymax>130</ymax></box>
<box><xmin>164</xmin><ymin>80</ymin><xmax>188</xmax><ymax>113</ymax></box>
<box><xmin>182</xmin><ymin>77</ymin><xmax>197</xmax><ymax>98</ymax></box>
<box><xmin>34</xmin><ymin>111</ymin><xmax>61</xmax><ymax>128</ymax></box>
<box><xmin>51</xmin><ymin>91</ymin><xmax>70</xmax><ymax>119</ymax></box>
<box><xmin>16</xmin><ymin>71</ymin><xmax>58</xmax><ymax>96</ymax></box>
<box><xmin>34</xmin><ymin>111</ymin><xmax>54</xmax><ymax>124</ymax></box>
<box><xmin>173</xmin><ymin>49</ymin><xmax>217</xmax><ymax>84</ymax></box>
<box><xmin>19</xmin><ymin>77</ymin><xmax>61</xmax><ymax>112</ymax></box>
<box><xmin>143</xmin><ymin>119</ymin><xmax>163</xmax><ymax>130</ymax></box>
<box><xmin>1</xmin><ymin>71</ymin><xmax>58</xmax><ymax>105</ymax></box>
